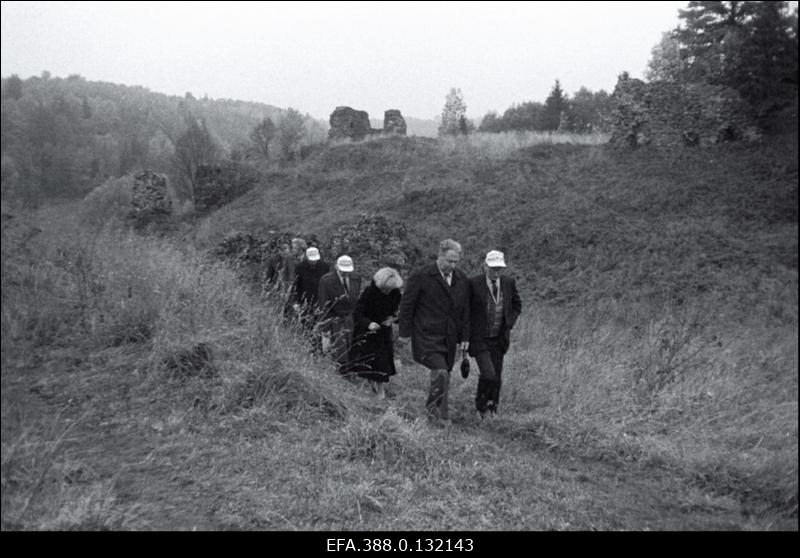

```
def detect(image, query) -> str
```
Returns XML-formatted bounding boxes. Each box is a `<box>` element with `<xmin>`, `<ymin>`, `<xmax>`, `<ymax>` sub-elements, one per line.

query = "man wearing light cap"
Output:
<box><xmin>292</xmin><ymin>246</ymin><xmax>331</xmax><ymax>352</ymax></box>
<box><xmin>318</xmin><ymin>254</ymin><xmax>362</xmax><ymax>375</ymax></box>
<box><xmin>467</xmin><ymin>250</ymin><xmax>522</xmax><ymax>418</ymax></box>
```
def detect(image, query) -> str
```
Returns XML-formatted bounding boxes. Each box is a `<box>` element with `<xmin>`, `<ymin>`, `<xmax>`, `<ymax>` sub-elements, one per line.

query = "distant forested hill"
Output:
<box><xmin>0</xmin><ymin>73</ymin><xmax>327</xmax><ymax>204</ymax></box>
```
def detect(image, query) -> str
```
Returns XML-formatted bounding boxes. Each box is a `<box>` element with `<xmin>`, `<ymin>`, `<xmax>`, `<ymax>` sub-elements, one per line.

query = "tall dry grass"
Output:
<box><xmin>1</xmin><ymin>204</ymin><xmax>362</xmax><ymax>528</ymax></box>
<box><xmin>3</xmin><ymin>188</ymin><xmax>796</xmax><ymax>528</ymax></box>
<box><xmin>439</xmin><ymin>130</ymin><xmax>609</xmax><ymax>159</ymax></box>
<box><xmin>500</xmin><ymin>298</ymin><xmax>798</xmax><ymax>517</ymax></box>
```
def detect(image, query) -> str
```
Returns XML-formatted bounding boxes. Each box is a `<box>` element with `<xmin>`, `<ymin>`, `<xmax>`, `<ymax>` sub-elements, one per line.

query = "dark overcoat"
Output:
<box><xmin>398</xmin><ymin>263</ymin><xmax>470</xmax><ymax>371</ymax></box>
<box><xmin>293</xmin><ymin>259</ymin><xmax>331</xmax><ymax>311</ymax></box>
<box><xmin>318</xmin><ymin>270</ymin><xmax>362</xmax><ymax>365</ymax></box>
<box><xmin>467</xmin><ymin>274</ymin><xmax>522</xmax><ymax>356</ymax></box>
<box><xmin>351</xmin><ymin>281</ymin><xmax>401</xmax><ymax>382</ymax></box>
<box><xmin>318</xmin><ymin>270</ymin><xmax>361</xmax><ymax>324</ymax></box>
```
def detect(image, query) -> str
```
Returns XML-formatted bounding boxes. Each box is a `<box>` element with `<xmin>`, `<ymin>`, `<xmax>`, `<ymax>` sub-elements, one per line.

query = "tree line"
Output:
<box><xmin>440</xmin><ymin>1</ymin><xmax>798</xmax><ymax>138</ymax></box>
<box><xmin>439</xmin><ymin>82</ymin><xmax>612</xmax><ymax>137</ymax></box>
<box><xmin>646</xmin><ymin>0</ymin><xmax>797</xmax><ymax>123</ymax></box>
<box><xmin>0</xmin><ymin>73</ymin><xmax>327</xmax><ymax>206</ymax></box>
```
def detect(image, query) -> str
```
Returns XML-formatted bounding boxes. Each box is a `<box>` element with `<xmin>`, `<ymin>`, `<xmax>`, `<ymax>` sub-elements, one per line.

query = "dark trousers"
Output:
<box><xmin>422</xmin><ymin>352</ymin><xmax>451</xmax><ymax>421</ymax></box>
<box><xmin>328</xmin><ymin>316</ymin><xmax>354</xmax><ymax>369</ymax></box>
<box><xmin>474</xmin><ymin>337</ymin><xmax>504</xmax><ymax>414</ymax></box>
<box><xmin>299</xmin><ymin>311</ymin><xmax>322</xmax><ymax>355</ymax></box>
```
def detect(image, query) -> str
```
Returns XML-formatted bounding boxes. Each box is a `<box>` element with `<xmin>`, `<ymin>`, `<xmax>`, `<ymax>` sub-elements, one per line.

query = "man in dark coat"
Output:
<box><xmin>468</xmin><ymin>250</ymin><xmax>522</xmax><ymax>418</ymax></box>
<box><xmin>265</xmin><ymin>240</ymin><xmax>291</xmax><ymax>287</ymax></box>
<box><xmin>318</xmin><ymin>255</ymin><xmax>362</xmax><ymax>375</ymax></box>
<box><xmin>292</xmin><ymin>246</ymin><xmax>331</xmax><ymax>353</ymax></box>
<box><xmin>398</xmin><ymin>239</ymin><xmax>470</xmax><ymax>425</ymax></box>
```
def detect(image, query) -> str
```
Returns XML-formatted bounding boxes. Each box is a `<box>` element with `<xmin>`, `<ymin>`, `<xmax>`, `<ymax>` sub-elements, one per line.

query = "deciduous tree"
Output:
<box><xmin>276</xmin><ymin>108</ymin><xmax>305</xmax><ymax>162</ymax></box>
<box><xmin>5</xmin><ymin>74</ymin><xmax>23</xmax><ymax>100</ymax></box>
<box><xmin>249</xmin><ymin>116</ymin><xmax>276</xmax><ymax>159</ymax></box>
<box><xmin>646</xmin><ymin>32</ymin><xmax>685</xmax><ymax>82</ymax></box>
<box><xmin>439</xmin><ymin>88</ymin><xmax>468</xmax><ymax>136</ymax></box>
<box><xmin>174</xmin><ymin>115</ymin><xmax>218</xmax><ymax>196</ymax></box>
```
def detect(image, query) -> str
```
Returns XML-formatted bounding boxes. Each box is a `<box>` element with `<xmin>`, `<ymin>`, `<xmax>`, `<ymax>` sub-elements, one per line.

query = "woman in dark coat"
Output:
<box><xmin>351</xmin><ymin>267</ymin><xmax>404</xmax><ymax>397</ymax></box>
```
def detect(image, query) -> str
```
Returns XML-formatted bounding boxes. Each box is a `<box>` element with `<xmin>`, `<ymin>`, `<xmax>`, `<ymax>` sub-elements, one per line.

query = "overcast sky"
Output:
<box><xmin>1</xmin><ymin>1</ymin><xmax>693</xmax><ymax>120</ymax></box>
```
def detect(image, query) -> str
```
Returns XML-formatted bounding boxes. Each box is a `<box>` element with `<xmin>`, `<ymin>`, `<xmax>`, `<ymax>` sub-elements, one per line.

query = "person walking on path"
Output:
<box><xmin>292</xmin><ymin>246</ymin><xmax>331</xmax><ymax>353</ymax></box>
<box><xmin>265</xmin><ymin>240</ymin><xmax>292</xmax><ymax>289</ymax></box>
<box><xmin>351</xmin><ymin>267</ymin><xmax>404</xmax><ymax>398</ymax></box>
<box><xmin>467</xmin><ymin>250</ymin><xmax>522</xmax><ymax>418</ymax></box>
<box><xmin>318</xmin><ymin>255</ymin><xmax>362</xmax><ymax>375</ymax></box>
<box><xmin>398</xmin><ymin>239</ymin><xmax>470</xmax><ymax>426</ymax></box>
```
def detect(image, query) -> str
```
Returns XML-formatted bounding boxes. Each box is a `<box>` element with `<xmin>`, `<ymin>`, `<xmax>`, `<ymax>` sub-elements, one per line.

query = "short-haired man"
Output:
<box><xmin>265</xmin><ymin>240</ymin><xmax>292</xmax><ymax>288</ymax></box>
<box><xmin>398</xmin><ymin>239</ymin><xmax>470</xmax><ymax>426</ymax></box>
<box><xmin>467</xmin><ymin>250</ymin><xmax>522</xmax><ymax>418</ymax></box>
<box><xmin>318</xmin><ymin>255</ymin><xmax>361</xmax><ymax>375</ymax></box>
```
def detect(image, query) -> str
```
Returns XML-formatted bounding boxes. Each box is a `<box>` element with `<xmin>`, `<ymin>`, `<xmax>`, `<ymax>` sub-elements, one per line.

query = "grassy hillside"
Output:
<box><xmin>2</xmin><ymin>130</ymin><xmax>797</xmax><ymax>530</ymax></box>
<box><xmin>200</xmin><ymin>133</ymin><xmax>797</xmax><ymax>312</ymax></box>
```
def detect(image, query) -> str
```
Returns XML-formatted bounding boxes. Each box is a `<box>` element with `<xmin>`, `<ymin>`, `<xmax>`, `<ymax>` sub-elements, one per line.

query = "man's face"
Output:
<box><xmin>280</xmin><ymin>243</ymin><xmax>291</xmax><ymax>256</ymax></box>
<box><xmin>338</xmin><ymin>268</ymin><xmax>351</xmax><ymax>279</ymax></box>
<box><xmin>438</xmin><ymin>249</ymin><xmax>461</xmax><ymax>275</ymax></box>
<box><xmin>485</xmin><ymin>265</ymin><xmax>504</xmax><ymax>281</ymax></box>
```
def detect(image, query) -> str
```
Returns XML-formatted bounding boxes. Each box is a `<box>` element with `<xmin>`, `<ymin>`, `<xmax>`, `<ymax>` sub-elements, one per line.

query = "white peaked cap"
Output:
<box><xmin>485</xmin><ymin>250</ymin><xmax>506</xmax><ymax>267</ymax></box>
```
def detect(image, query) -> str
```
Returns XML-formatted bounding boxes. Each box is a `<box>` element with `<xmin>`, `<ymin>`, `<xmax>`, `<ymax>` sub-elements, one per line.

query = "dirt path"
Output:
<box><xmin>4</xmin><ymin>355</ymin><xmax>783</xmax><ymax>531</ymax></box>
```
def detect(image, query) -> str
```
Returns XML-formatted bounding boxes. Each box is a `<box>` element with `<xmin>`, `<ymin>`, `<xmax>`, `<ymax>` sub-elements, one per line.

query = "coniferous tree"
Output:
<box><xmin>675</xmin><ymin>1</ymin><xmax>755</xmax><ymax>85</ymax></box>
<box><xmin>543</xmin><ymin>80</ymin><xmax>568</xmax><ymax>131</ymax></box>
<box><xmin>735</xmin><ymin>1</ymin><xmax>799</xmax><ymax>108</ymax></box>
<box><xmin>660</xmin><ymin>0</ymin><xmax>799</xmax><ymax>114</ymax></box>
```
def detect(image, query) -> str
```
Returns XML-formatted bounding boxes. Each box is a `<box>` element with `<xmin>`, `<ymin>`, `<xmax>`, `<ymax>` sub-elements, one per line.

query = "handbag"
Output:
<box><xmin>460</xmin><ymin>355</ymin><xmax>470</xmax><ymax>379</ymax></box>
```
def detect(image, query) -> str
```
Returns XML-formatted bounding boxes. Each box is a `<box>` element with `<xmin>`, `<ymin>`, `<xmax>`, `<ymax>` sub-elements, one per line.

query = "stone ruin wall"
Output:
<box><xmin>610</xmin><ymin>76</ymin><xmax>761</xmax><ymax>148</ymax></box>
<box><xmin>328</xmin><ymin>106</ymin><xmax>407</xmax><ymax>141</ymax></box>
<box><xmin>329</xmin><ymin>106</ymin><xmax>373</xmax><ymax>140</ymax></box>
<box><xmin>383</xmin><ymin>109</ymin><xmax>407</xmax><ymax>135</ymax></box>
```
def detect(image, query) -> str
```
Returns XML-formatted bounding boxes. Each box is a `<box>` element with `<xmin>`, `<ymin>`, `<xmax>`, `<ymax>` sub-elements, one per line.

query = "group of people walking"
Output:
<box><xmin>266</xmin><ymin>237</ymin><xmax>522</xmax><ymax>427</ymax></box>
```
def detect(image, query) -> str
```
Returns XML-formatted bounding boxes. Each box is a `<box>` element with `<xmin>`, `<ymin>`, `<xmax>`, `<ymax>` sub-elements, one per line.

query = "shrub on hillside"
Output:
<box><xmin>81</xmin><ymin>175</ymin><xmax>135</xmax><ymax>229</ymax></box>
<box><xmin>328</xmin><ymin>214</ymin><xmax>418</xmax><ymax>279</ymax></box>
<box><xmin>211</xmin><ymin>230</ymin><xmax>322</xmax><ymax>287</ymax></box>
<box><xmin>193</xmin><ymin>162</ymin><xmax>261</xmax><ymax>214</ymax></box>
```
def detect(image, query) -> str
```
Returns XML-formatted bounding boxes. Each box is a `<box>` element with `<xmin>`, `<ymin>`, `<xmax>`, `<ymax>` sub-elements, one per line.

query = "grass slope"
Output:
<box><xmin>2</xmin><ymin>131</ymin><xmax>797</xmax><ymax>530</ymax></box>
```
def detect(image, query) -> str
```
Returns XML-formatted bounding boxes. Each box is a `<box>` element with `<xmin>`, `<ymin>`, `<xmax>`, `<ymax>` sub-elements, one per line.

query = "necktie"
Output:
<box><xmin>444</xmin><ymin>273</ymin><xmax>452</xmax><ymax>286</ymax></box>
<box><xmin>491</xmin><ymin>281</ymin><xmax>498</xmax><ymax>300</ymax></box>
